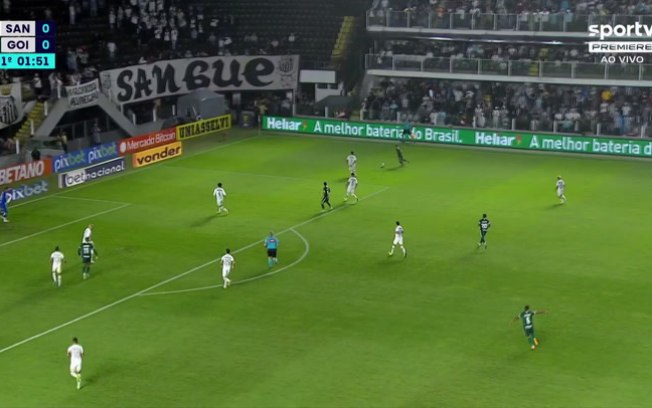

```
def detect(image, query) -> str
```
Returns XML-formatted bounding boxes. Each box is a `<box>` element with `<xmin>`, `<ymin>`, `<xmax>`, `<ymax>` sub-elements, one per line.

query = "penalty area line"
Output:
<box><xmin>139</xmin><ymin>228</ymin><xmax>310</xmax><ymax>297</ymax></box>
<box><xmin>0</xmin><ymin>186</ymin><xmax>389</xmax><ymax>355</ymax></box>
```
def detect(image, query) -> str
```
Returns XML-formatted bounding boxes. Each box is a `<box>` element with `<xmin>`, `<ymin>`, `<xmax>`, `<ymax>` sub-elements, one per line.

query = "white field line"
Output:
<box><xmin>140</xmin><ymin>228</ymin><xmax>310</xmax><ymax>297</ymax></box>
<box><xmin>3</xmin><ymin>137</ymin><xmax>258</xmax><ymax>248</ymax></box>
<box><xmin>0</xmin><ymin>203</ymin><xmax>131</xmax><ymax>249</ymax></box>
<box><xmin>0</xmin><ymin>186</ymin><xmax>389</xmax><ymax>355</ymax></box>
<box><xmin>50</xmin><ymin>196</ymin><xmax>131</xmax><ymax>206</ymax></box>
<box><xmin>10</xmin><ymin>135</ymin><xmax>259</xmax><ymax>210</ymax></box>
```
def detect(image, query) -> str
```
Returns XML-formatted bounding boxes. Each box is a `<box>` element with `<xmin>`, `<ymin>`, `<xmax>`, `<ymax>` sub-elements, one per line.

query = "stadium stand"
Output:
<box><xmin>0</xmin><ymin>0</ymin><xmax>354</xmax><ymax>103</ymax></box>
<box><xmin>361</xmin><ymin>0</ymin><xmax>652</xmax><ymax>137</ymax></box>
<box><xmin>374</xmin><ymin>40</ymin><xmax>596</xmax><ymax>63</ymax></box>
<box><xmin>367</xmin><ymin>0</ymin><xmax>652</xmax><ymax>31</ymax></box>
<box><xmin>370</xmin><ymin>0</ymin><xmax>652</xmax><ymax>15</ymax></box>
<box><xmin>0</xmin><ymin>0</ymin><xmax>372</xmax><ymax>149</ymax></box>
<box><xmin>363</xmin><ymin>78</ymin><xmax>651</xmax><ymax>136</ymax></box>
<box><xmin>10</xmin><ymin>0</ymin><xmax>346</xmax><ymax>71</ymax></box>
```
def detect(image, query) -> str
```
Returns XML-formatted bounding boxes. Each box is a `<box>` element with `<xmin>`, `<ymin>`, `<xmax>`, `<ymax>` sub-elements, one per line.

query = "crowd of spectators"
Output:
<box><xmin>363</xmin><ymin>78</ymin><xmax>652</xmax><ymax>136</ymax></box>
<box><xmin>0</xmin><ymin>135</ymin><xmax>17</xmax><ymax>155</ymax></box>
<box><xmin>367</xmin><ymin>0</ymin><xmax>652</xmax><ymax>32</ymax></box>
<box><xmin>375</xmin><ymin>39</ymin><xmax>600</xmax><ymax>63</ymax></box>
<box><xmin>4</xmin><ymin>0</ymin><xmax>301</xmax><ymax>95</ymax></box>
<box><xmin>102</xmin><ymin>0</ymin><xmax>300</xmax><ymax>66</ymax></box>
<box><xmin>0</xmin><ymin>0</ymin><xmax>314</xmax><ymax>157</ymax></box>
<box><xmin>370</xmin><ymin>0</ymin><xmax>652</xmax><ymax>17</ymax></box>
<box><xmin>2</xmin><ymin>0</ymin><xmax>303</xmax><ymax>125</ymax></box>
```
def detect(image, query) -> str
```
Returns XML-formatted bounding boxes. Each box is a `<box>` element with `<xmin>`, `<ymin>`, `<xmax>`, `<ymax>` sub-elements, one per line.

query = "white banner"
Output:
<box><xmin>66</xmin><ymin>79</ymin><xmax>101</xmax><ymax>110</ymax></box>
<box><xmin>0</xmin><ymin>82</ymin><xmax>24</xmax><ymax>129</ymax></box>
<box><xmin>100</xmin><ymin>55</ymin><xmax>299</xmax><ymax>105</ymax></box>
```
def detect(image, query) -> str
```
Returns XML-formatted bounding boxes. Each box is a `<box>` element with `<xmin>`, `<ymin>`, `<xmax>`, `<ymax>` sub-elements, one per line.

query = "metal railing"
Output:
<box><xmin>365</xmin><ymin>54</ymin><xmax>652</xmax><ymax>81</ymax></box>
<box><xmin>366</xmin><ymin>10</ymin><xmax>652</xmax><ymax>33</ymax></box>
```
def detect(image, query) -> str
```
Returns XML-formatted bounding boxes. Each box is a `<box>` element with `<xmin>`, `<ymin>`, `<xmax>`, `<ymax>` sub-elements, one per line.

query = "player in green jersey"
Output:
<box><xmin>396</xmin><ymin>145</ymin><xmax>408</xmax><ymax>166</ymax></box>
<box><xmin>78</xmin><ymin>238</ymin><xmax>98</xmax><ymax>280</ymax></box>
<box><xmin>477</xmin><ymin>214</ymin><xmax>490</xmax><ymax>249</ymax></box>
<box><xmin>512</xmin><ymin>305</ymin><xmax>547</xmax><ymax>350</ymax></box>
<box><xmin>401</xmin><ymin>121</ymin><xmax>414</xmax><ymax>142</ymax></box>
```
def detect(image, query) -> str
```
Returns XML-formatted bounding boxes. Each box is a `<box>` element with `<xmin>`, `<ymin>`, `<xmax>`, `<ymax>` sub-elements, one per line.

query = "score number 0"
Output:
<box><xmin>36</xmin><ymin>38</ymin><xmax>53</xmax><ymax>53</ymax></box>
<box><xmin>36</xmin><ymin>21</ymin><xmax>56</xmax><ymax>52</ymax></box>
<box><xmin>36</xmin><ymin>21</ymin><xmax>56</xmax><ymax>36</ymax></box>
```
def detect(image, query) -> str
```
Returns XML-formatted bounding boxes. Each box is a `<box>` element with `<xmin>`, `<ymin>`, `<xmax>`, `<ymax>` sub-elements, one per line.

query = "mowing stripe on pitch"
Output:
<box><xmin>0</xmin><ymin>187</ymin><xmax>389</xmax><ymax>355</ymax></box>
<box><xmin>140</xmin><ymin>228</ymin><xmax>310</xmax><ymax>297</ymax></box>
<box><xmin>0</xmin><ymin>203</ymin><xmax>131</xmax><ymax>249</ymax></box>
<box><xmin>168</xmin><ymin>167</ymin><xmax>391</xmax><ymax>190</ymax></box>
<box><xmin>10</xmin><ymin>135</ymin><xmax>260</xmax><ymax>210</ymax></box>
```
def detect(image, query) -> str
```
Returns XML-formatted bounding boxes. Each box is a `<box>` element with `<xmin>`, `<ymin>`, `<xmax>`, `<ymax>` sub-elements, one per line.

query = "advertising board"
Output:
<box><xmin>132</xmin><ymin>142</ymin><xmax>183</xmax><ymax>168</ymax></box>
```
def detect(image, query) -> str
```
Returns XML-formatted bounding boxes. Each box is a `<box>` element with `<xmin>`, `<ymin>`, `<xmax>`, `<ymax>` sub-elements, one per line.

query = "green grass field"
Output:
<box><xmin>1</xmin><ymin>129</ymin><xmax>652</xmax><ymax>408</ymax></box>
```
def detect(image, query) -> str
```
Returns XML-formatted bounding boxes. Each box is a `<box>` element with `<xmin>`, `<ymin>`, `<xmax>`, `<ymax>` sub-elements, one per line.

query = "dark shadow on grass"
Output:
<box><xmin>544</xmin><ymin>203</ymin><xmax>565</xmax><ymax>210</ymax></box>
<box><xmin>2</xmin><ymin>274</ymin><xmax>91</xmax><ymax>315</ymax></box>
<box><xmin>376</xmin><ymin>256</ymin><xmax>403</xmax><ymax>266</ymax></box>
<box><xmin>384</xmin><ymin>164</ymin><xmax>406</xmax><ymax>171</ymax></box>
<box><xmin>190</xmin><ymin>215</ymin><xmax>218</xmax><ymax>228</ymax></box>
<box><xmin>85</xmin><ymin>361</ymin><xmax>127</xmax><ymax>387</ymax></box>
<box><xmin>446</xmin><ymin>246</ymin><xmax>488</xmax><ymax>263</ymax></box>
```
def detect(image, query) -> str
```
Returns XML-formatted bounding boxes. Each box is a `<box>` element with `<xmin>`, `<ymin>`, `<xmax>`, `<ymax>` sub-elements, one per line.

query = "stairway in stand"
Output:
<box><xmin>331</xmin><ymin>16</ymin><xmax>356</xmax><ymax>71</ymax></box>
<box><xmin>15</xmin><ymin>101</ymin><xmax>45</xmax><ymax>143</ymax></box>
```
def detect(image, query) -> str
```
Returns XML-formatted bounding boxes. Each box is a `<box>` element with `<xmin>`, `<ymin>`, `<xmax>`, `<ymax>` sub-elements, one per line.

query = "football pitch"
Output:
<box><xmin>1</xmin><ymin>129</ymin><xmax>652</xmax><ymax>407</ymax></box>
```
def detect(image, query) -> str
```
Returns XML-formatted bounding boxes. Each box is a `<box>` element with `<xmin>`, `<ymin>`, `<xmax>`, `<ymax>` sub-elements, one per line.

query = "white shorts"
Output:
<box><xmin>557</xmin><ymin>189</ymin><xmax>564</xmax><ymax>197</ymax></box>
<box><xmin>222</xmin><ymin>267</ymin><xmax>231</xmax><ymax>278</ymax></box>
<box><xmin>347</xmin><ymin>186</ymin><xmax>356</xmax><ymax>195</ymax></box>
<box><xmin>349</xmin><ymin>164</ymin><xmax>356</xmax><ymax>173</ymax></box>
<box><xmin>216</xmin><ymin>199</ymin><xmax>224</xmax><ymax>207</ymax></box>
<box><xmin>393</xmin><ymin>236</ymin><xmax>403</xmax><ymax>246</ymax></box>
<box><xmin>70</xmin><ymin>360</ymin><xmax>82</xmax><ymax>374</ymax></box>
<box><xmin>52</xmin><ymin>265</ymin><xmax>62</xmax><ymax>274</ymax></box>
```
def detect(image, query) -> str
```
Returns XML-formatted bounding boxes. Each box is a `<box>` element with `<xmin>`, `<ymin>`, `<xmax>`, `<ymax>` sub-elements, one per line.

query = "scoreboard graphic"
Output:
<box><xmin>0</xmin><ymin>21</ymin><xmax>56</xmax><ymax>69</ymax></box>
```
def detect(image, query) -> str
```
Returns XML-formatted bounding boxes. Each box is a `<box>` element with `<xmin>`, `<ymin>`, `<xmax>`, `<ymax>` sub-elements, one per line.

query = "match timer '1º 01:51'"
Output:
<box><xmin>0</xmin><ymin>20</ymin><xmax>56</xmax><ymax>69</ymax></box>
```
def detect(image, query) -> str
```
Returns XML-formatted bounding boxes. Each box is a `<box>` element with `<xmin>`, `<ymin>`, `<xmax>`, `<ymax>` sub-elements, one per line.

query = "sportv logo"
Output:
<box><xmin>5</xmin><ymin>180</ymin><xmax>48</xmax><ymax>203</ymax></box>
<box><xmin>588</xmin><ymin>22</ymin><xmax>652</xmax><ymax>56</ymax></box>
<box><xmin>132</xmin><ymin>142</ymin><xmax>183</xmax><ymax>168</ymax></box>
<box><xmin>588</xmin><ymin>22</ymin><xmax>652</xmax><ymax>40</ymax></box>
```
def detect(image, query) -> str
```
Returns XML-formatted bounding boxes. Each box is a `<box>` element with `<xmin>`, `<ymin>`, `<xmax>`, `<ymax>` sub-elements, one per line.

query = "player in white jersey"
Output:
<box><xmin>67</xmin><ymin>337</ymin><xmax>84</xmax><ymax>390</ymax></box>
<box><xmin>220</xmin><ymin>248</ymin><xmax>235</xmax><ymax>288</ymax></box>
<box><xmin>50</xmin><ymin>246</ymin><xmax>65</xmax><ymax>288</ymax></box>
<box><xmin>346</xmin><ymin>151</ymin><xmax>357</xmax><ymax>173</ymax></box>
<box><xmin>81</xmin><ymin>224</ymin><xmax>93</xmax><ymax>243</ymax></box>
<box><xmin>213</xmin><ymin>182</ymin><xmax>229</xmax><ymax>214</ymax></box>
<box><xmin>556</xmin><ymin>176</ymin><xmax>566</xmax><ymax>204</ymax></box>
<box><xmin>388</xmin><ymin>221</ymin><xmax>407</xmax><ymax>257</ymax></box>
<box><xmin>81</xmin><ymin>224</ymin><xmax>95</xmax><ymax>263</ymax></box>
<box><xmin>344</xmin><ymin>173</ymin><xmax>358</xmax><ymax>203</ymax></box>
